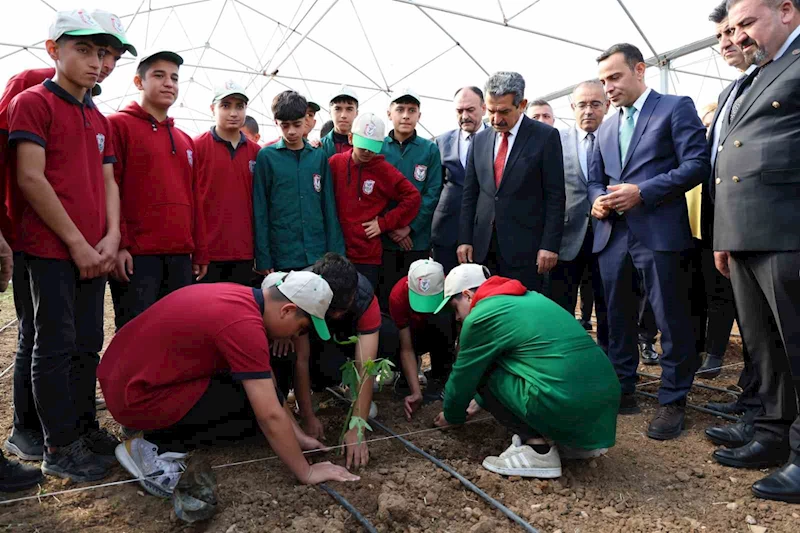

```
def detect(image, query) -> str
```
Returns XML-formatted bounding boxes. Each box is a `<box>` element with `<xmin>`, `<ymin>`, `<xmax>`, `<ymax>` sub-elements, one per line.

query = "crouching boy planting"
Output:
<box><xmin>434</xmin><ymin>265</ymin><xmax>620</xmax><ymax>479</ymax></box>
<box><xmin>97</xmin><ymin>271</ymin><xmax>359</xmax><ymax>498</ymax></box>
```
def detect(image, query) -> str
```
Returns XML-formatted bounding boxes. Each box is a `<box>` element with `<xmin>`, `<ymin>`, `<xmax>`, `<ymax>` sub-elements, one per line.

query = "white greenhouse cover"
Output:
<box><xmin>1</xmin><ymin>0</ymin><xmax>735</xmax><ymax>138</ymax></box>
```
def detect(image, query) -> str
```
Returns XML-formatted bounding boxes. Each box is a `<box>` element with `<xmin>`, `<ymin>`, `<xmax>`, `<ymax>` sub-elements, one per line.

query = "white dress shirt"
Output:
<box><xmin>576</xmin><ymin>127</ymin><xmax>594</xmax><ymax>179</ymax></box>
<box><xmin>458</xmin><ymin>122</ymin><xmax>485</xmax><ymax>168</ymax></box>
<box><xmin>493</xmin><ymin>112</ymin><xmax>524</xmax><ymax>166</ymax></box>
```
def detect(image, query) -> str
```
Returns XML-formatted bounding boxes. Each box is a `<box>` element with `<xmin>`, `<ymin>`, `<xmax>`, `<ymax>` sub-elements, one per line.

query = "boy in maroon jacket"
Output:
<box><xmin>329</xmin><ymin>113</ymin><xmax>421</xmax><ymax>289</ymax></box>
<box><xmin>193</xmin><ymin>81</ymin><xmax>260</xmax><ymax>285</ymax></box>
<box><xmin>108</xmin><ymin>50</ymin><xmax>208</xmax><ymax>330</ymax></box>
<box><xmin>7</xmin><ymin>10</ymin><xmax>123</xmax><ymax>482</ymax></box>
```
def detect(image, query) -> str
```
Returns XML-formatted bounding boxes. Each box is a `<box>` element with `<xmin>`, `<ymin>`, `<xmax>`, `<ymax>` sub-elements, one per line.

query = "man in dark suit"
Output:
<box><xmin>432</xmin><ymin>87</ymin><xmax>487</xmax><ymax>274</ymax></box>
<box><xmin>458</xmin><ymin>71</ymin><xmax>565</xmax><ymax>291</ymax></box>
<box><xmin>548</xmin><ymin>80</ymin><xmax>610</xmax><ymax>352</ymax></box>
<box><xmin>588</xmin><ymin>43</ymin><xmax>710</xmax><ymax>440</ymax></box>
<box><xmin>711</xmin><ymin>0</ymin><xmax>800</xmax><ymax>504</ymax></box>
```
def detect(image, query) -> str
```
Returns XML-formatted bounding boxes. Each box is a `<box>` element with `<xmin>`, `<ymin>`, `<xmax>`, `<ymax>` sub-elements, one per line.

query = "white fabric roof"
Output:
<box><xmin>1</xmin><ymin>0</ymin><xmax>735</xmax><ymax>137</ymax></box>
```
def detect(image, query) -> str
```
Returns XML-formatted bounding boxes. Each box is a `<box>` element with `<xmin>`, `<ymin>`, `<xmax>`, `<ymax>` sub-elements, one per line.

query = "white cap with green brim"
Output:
<box><xmin>391</xmin><ymin>88</ymin><xmax>421</xmax><ymax>106</ymax></box>
<box><xmin>434</xmin><ymin>264</ymin><xmax>490</xmax><ymax>314</ymax></box>
<box><xmin>213</xmin><ymin>80</ymin><xmax>248</xmax><ymax>104</ymax></box>
<box><xmin>408</xmin><ymin>259</ymin><xmax>445</xmax><ymax>313</ymax></box>
<box><xmin>48</xmin><ymin>9</ymin><xmax>122</xmax><ymax>48</ymax></box>
<box><xmin>351</xmin><ymin>112</ymin><xmax>385</xmax><ymax>154</ymax></box>
<box><xmin>330</xmin><ymin>84</ymin><xmax>359</xmax><ymax>104</ymax></box>
<box><xmin>262</xmin><ymin>271</ymin><xmax>333</xmax><ymax>340</ymax></box>
<box><xmin>91</xmin><ymin>10</ymin><xmax>138</xmax><ymax>57</ymax></box>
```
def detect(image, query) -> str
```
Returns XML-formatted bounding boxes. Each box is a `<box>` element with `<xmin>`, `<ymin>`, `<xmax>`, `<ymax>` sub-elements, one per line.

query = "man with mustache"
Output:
<box><xmin>432</xmin><ymin>86</ymin><xmax>487</xmax><ymax>275</ymax></box>
<box><xmin>458</xmin><ymin>72</ymin><xmax>565</xmax><ymax>292</ymax></box>
<box><xmin>712</xmin><ymin>0</ymin><xmax>800</xmax><ymax>503</ymax></box>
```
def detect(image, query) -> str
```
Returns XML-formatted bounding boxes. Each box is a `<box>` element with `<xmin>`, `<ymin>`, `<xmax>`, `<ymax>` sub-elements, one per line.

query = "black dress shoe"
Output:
<box><xmin>638</xmin><ymin>341</ymin><xmax>659</xmax><ymax>365</ymax></box>
<box><xmin>752</xmin><ymin>460</ymin><xmax>800</xmax><ymax>504</ymax></box>
<box><xmin>619</xmin><ymin>392</ymin><xmax>640</xmax><ymax>415</ymax></box>
<box><xmin>647</xmin><ymin>404</ymin><xmax>685</xmax><ymax>440</ymax></box>
<box><xmin>705</xmin><ymin>401</ymin><xmax>744</xmax><ymax>415</ymax></box>
<box><xmin>713</xmin><ymin>439</ymin><xmax>790</xmax><ymax>469</ymax></box>
<box><xmin>580</xmin><ymin>319</ymin><xmax>593</xmax><ymax>331</ymax></box>
<box><xmin>705</xmin><ymin>421</ymin><xmax>755</xmax><ymax>447</ymax></box>
<box><xmin>696</xmin><ymin>354</ymin><xmax>723</xmax><ymax>379</ymax></box>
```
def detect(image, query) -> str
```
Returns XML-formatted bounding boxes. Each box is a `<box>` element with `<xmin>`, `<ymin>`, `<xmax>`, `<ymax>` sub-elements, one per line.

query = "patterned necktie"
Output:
<box><xmin>728</xmin><ymin>64</ymin><xmax>765</xmax><ymax>123</ymax></box>
<box><xmin>619</xmin><ymin>107</ymin><xmax>635</xmax><ymax>163</ymax></box>
<box><xmin>494</xmin><ymin>131</ymin><xmax>510</xmax><ymax>188</ymax></box>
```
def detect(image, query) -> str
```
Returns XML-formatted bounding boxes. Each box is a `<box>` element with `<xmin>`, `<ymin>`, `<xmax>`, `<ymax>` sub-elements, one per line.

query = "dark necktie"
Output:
<box><xmin>728</xmin><ymin>64</ymin><xmax>766</xmax><ymax>123</ymax></box>
<box><xmin>585</xmin><ymin>132</ymin><xmax>595</xmax><ymax>179</ymax></box>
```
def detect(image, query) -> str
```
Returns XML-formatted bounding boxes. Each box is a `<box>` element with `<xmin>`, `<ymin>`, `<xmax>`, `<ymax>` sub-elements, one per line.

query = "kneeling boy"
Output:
<box><xmin>97</xmin><ymin>271</ymin><xmax>358</xmax><ymax>498</ymax></box>
<box><xmin>434</xmin><ymin>265</ymin><xmax>620</xmax><ymax>479</ymax></box>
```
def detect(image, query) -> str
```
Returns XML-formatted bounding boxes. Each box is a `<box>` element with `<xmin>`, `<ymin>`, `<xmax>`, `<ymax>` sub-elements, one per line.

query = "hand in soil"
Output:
<box><xmin>433</xmin><ymin>412</ymin><xmax>450</xmax><ymax>428</ymax></box>
<box><xmin>303</xmin><ymin>415</ymin><xmax>325</xmax><ymax>440</ymax></box>
<box><xmin>404</xmin><ymin>392</ymin><xmax>423</xmax><ymax>421</ymax></box>
<box><xmin>303</xmin><ymin>461</ymin><xmax>360</xmax><ymax>484</ymax></box>
<box><xmin>297</xmin><ymin>431</ymin><xmax>326</xmax><ymax>452</ymax></box>
<box><xmin>344</xmin><ymin>427</ymin><xmax>370</xmax><ymax>469</ymax></box>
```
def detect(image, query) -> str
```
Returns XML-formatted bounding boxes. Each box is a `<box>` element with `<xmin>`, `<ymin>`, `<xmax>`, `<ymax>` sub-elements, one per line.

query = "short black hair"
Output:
<box><xmin>136</xmin><ymin>53</ymin><xmax>182</xmax><ymax>80</ymax></box>
<box><xmin>454</xmin><ymin>86</ymin><xmax>485</xmax><ymax>103</ymax></box>
<box><xmin>392</xmin><ymin>96</ymin><xmax>420</xmax><ymax>108</ymax></box>
<box><xmin>709</xmin><ymin>1</ymin><xmax>728</xmax><ymax>22</ymax></box>
<box><xmin>330</xmin><ymin>96</ymin><xmax>358</xmax><ymax>108</ymax></box>
<box><xmin>311</xmin><ymin>253</ymin><xmax>358</xmax><ymax>312</ymax></box>
<box><xmin>596</xmin><ymin>43</ymin><xmax>645</xmax><ymax>70</ymax></box>
<box><xmin>319</xmin><ymin>120</ymin><xmax>334</xmax><ymax>138</ymax></box>
<box><xmin>267</xmin><ymin>285</ymin><xmax>311</xmax><ymax>321</ymax></box>
<box><xmin>272</xmin><ymin>90</ymin><xmax>307</xmax><ymax>122</ymax></box>
<box><xmin>242</xmin><ymin>116</ymin><xmax>259</xmax><ymax>135</ymax></box>
<box><xmin>528</xmin><ymin>99</ymin><xmax>552</xmax><ymax>109</ymax></box>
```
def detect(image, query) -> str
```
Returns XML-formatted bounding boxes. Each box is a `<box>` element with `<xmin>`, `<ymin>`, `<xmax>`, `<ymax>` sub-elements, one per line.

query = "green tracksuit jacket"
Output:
<box><xmin>443</xmin><ymin>277</ymin><xmax>620</xmax><ymax>449</ymax></box>
<box><xmin>253</xmin><ymin>139</ymin><xmax>345</xmax><ymax>271</ymax></box>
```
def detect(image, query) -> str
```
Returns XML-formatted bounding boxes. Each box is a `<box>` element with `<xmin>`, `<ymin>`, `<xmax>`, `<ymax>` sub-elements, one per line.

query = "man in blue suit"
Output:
<box><xmin>588</xmin><ymin>43</ymin><xmax>711</xmax><ymax>440</ymax></box>
<box><xmin>432</xmin><ymin>87</ymin><xmax>487</xmax><ymax>274</ymax></box>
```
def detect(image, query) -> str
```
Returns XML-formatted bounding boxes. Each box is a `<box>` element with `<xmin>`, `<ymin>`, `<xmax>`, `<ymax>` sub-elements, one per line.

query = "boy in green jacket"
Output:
<box><xmin>253</xmin><ymin>90</ymin><xmax>344</xmax><ymax>274</ymax></box>
<box><xmin>434</xmin><ymin>264</ymin><xmax>620</xmax><ymax>479</ymax></box>
<box><xmin>379</xmin><ymin>89</ymin><xmax>442</xmax><ymax>309</ymax></box>
<box><xmin>319</xmin><ymin>85</ymin><xmax>358</xmax><ymax>160</ymax></box>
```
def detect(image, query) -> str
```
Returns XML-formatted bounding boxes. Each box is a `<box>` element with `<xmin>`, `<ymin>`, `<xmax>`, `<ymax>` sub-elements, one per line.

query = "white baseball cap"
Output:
<box><xmin>352</xmin><ymin>113</ymin><xmax>385</xmax><ymax>153</ymax></box>
<box><xmin>48</xmin><ymin>9</ymin><xmax>122</xmax><ymax>46</ymax></box>
<box><xmin>330</xmin><ymin>84</ymin><xmax>359</xmax><ymax>104</ymax></box>
<box><xmin>408</xmin><ymin>259</ymin><xmax>445</xmax><ymax>313</ymax></box>
<box><xmin>434</xmin><ymin>264</ymin><xmax>490</xmax><ymax>314</ymax></box>
<box><xmin>262</xmin><ymin>271</ymin><xmax>333</xmax><ymax>340</ymax></box>
<box><xmin>391</xmin><ymin>88</ymin><xmax>421</xmax><ymax>106</ymax></box>
<box><xmin>91</xmin><ymin>10</ymin><xmax>137</xmax><ymax>56</ymax></box>
<box><xmin>213</xmin><ymin>80</ymin><xmax>248</xmax><ymax>104</ymax></box>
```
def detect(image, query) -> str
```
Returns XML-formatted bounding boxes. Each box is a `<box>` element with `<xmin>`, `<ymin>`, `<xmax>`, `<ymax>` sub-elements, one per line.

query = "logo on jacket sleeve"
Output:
<box><xmin>313</xmin><ymin>174</ymin><xmax>322</xmax><ymax>192</ymax></box>
<box><xmin>96</xmin><ymin>133</ymin><xmax>105</xmax><ymax>154</ymax></box>
<box><xmin>363</xmin><ymin>179</ymin><xmax>375</xmax><ymax>195</ymax></box>
<box><xmin>414</xmin><ymin>164</ymin><xmax>427</xmax><ymax>182</ymax></box>
<box><xmin>186</xmin><ymin>149</ymin><xmax>194</xmax><ymax>167</ymax></box>
<box><xmin>249</xmin><ymin>160</ymin><xmax>256</xmax><ymax>174</ymax></box>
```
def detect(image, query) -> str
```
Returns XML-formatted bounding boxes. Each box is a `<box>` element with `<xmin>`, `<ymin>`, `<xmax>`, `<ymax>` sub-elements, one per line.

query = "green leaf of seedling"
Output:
<box><xmin>340</xmin><ymin>361</ymin><xmax>360</xmax><ymax>400</ymax></box>
<box><xmin>348</xmin><ymin>416</ymin><xmax>373</xmax><ymax>443</ymax></box>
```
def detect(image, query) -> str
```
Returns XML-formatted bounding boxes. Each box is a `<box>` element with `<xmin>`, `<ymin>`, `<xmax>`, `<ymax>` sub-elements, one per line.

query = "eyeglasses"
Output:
<box><xmin>574</xmin><ymin>101</ymin><xmax>605</xmax><ymax>110</ymax></box>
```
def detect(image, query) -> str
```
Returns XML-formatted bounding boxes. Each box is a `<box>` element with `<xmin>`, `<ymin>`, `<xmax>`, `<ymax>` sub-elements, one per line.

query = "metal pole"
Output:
<box><xmin>660</xmin><ymin>60</ymin><xmax>671</xmax><ymax>94</ymax></box>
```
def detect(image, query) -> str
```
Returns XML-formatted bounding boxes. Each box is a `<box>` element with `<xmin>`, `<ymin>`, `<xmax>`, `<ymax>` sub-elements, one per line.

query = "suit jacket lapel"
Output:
<box><xmin>442</xmin><ymin>130</ymin><xmax>461</xmax><ymax>168</ymax></box>
<box><xmin>622</xmin><ymin>91</ymin><xmax>659</xmax><ymax>172</ymax></box>
<box><xmin>480</xmin><ymin>128</ymin><xmax>497</xmax><ymax>193</ymax></box>
<box><xmin>725</xmin><ymin>35</ymin><xmax>800</xmax><ymax>139</ymax></box>
<box><xmin>569</xmin><ymin>127</ymin><xmax>586</xmax><ymax>181</ymax></box>
<box><xmin>499</xmin><ymin>116</ymin><xmax>532</xmax><ymax>192</ymax></box>
<box><xmin>606</xmin><ymin>111</ymin><xmax>622</xmax><ymax>177</ymax></box>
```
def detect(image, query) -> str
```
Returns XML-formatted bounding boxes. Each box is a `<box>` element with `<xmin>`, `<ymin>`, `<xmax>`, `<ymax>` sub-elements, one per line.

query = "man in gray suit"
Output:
<box><xmin>712</xmin><ymin>0</ymin><xmax>800</xmax><ymax>503</ymax></box>
<box><xmin>432</xmin><ymin>87</ymin><xmax>487</xmax><ymax>274</ymax></box>
<box><xmin>548</xmin><ymin>80</ymin><xmax>610</xmax><ymax>352</ymax></box>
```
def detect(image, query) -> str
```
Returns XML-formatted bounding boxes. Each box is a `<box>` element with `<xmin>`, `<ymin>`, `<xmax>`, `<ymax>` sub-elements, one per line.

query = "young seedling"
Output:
<box><xmin>338</xmin><ymin>357</ymin><xmax>395</xmax><ymax>446</ymax></box>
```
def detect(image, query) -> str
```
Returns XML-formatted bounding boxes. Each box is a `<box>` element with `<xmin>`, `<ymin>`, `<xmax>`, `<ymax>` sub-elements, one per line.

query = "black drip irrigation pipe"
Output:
<box><xmin>368</xmin><ymin>417</ymin><xmax>541</xmax><ymax>533</ymax></box>
<box><xmin>635</xmin><ymin>390</ymin><xmax>739</xmax><ymax>422</ymax></box>
<box><xmin>637</xmin><ymin>371</ymin><xmax>741</xmax><ymax>397</ymax></box>
<box><xmin>319</xmin><ymin>483</ymin><xmax>378</xmax><ymax>533</ymax></box>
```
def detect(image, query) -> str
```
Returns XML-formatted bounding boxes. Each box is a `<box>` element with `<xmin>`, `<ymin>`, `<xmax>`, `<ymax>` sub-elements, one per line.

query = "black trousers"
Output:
<box><xmin>548</xmin><ymin>228</ymin><xmax>608</xmax><ymax>352</ymax></box>
<box><xmin>12</xmin><ymin>252</ymin><xmax>39</xmax><ymax>435</ymax></box>
<box><xmin>579</xmin><ymin>269</ymin><xmax>593</xmax><ymax>322</ymax></box>
<box><xmin>484</xmin><ymin>230</ymin><xmax>543</xmax><ymax>292</ymax></box>
<box><xmin>379</xmin><ymin>311</ymin><xmax>456</xmax><ymax>381</ymax></box>
<box><xmin>378</xmin><ymin>250</ymin><xmax>429</xmax><ymax>311</ymax></box>
<box><xmin>432</xmin><ymin>244</ymin><xmax>459</xmax><ymax>275</ymax></box>
<box><xmin>199</xmin><ymin>260</ymin><xmax>256</xmax><ymax>286</ymax></box>
<box><xmin>110</xmin><ymin>254</ymin><xmax>192</xmax><ymax>330</ymax></box>
<box><xmin>479</xmin><ymin>382</ymin><xmax>540</xmax><ymax>441</ymax></box>
<box><xmin>634</xmin><ymin>269</ymin><xmax>659</xmax><ymax>344</ymax></box>
<box><xmin>26</xmin><ymin>255</ymin><xmax>106</xmax><ymax>447</ymax></box>
<box><xmin>145</xmin><ymin>374</ymin><xmax>264</xmax><ymax>453</ymax></box>
<box><xmin>729</xmin><ymin>251</ymin><xmax>800</xmax><ymax>452</ymax></box>
<box><xmin>354</xmin><ymin>263</ymin><xmax>380</xmax><ymax>292</ymax></box>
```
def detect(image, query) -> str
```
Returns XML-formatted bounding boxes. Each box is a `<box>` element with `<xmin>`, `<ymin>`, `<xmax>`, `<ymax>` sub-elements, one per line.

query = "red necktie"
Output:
<box><xmin>494</xmin><ymin>132</ymin><xmax>510</xmax><ymax>188</ymax></box>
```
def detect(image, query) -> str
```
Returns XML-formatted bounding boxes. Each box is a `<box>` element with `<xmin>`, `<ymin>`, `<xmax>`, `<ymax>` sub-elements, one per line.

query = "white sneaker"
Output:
<box><xmin>481</xmin><ymin>435</ymin><xmax>562</xmax><ymax>478</ymax></box>
<box><xmin>115</xmin><ymin>438</ymin><xmax>187</xmax><ymax>498</ymax></box>
<box><xmin>558</xmin><ymin>445</ymin><xmax>608</xmax><ymax>460</ymax></box>
<box><xmin>369</xmin><ymin>401</ymin><xmax>378</xmax><ymax>419</ymax></box>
